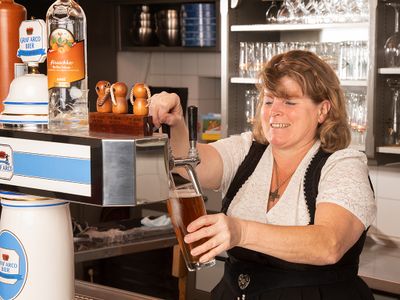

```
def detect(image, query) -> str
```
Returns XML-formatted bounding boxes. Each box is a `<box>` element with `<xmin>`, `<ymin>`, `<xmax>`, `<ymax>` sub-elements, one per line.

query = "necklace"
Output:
<box><xmin>269</xmin><ymin>158</ymin><xmax>295</xmax><ymax>202</ymax></box>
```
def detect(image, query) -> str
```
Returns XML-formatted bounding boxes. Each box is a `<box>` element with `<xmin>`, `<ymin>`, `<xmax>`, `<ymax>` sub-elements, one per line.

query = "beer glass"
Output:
<box><xmin>166</xmin><ymin>175</ymin><xmax>216</xmax><ymax>271</ymax></box>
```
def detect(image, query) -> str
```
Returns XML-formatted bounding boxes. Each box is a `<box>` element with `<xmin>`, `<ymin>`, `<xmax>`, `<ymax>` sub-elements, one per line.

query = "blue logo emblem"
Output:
<box><xmin>0</xmin><ymin>230</ymin><xmax>27</xmax><ymax>299</ymax></box>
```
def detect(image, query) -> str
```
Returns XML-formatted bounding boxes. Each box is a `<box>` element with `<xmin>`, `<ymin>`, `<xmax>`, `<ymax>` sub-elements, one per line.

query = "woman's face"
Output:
<box><xmin>261</xmin><ymin>76</ymin><xmax>328</xmax><ymax>151</ymax></box>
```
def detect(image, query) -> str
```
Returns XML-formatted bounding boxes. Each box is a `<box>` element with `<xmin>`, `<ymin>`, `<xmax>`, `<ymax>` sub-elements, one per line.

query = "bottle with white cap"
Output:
<box><xmin>46</xmin><ymin>0</ymin><xmax>88</xmax><ymax>131</ymax></box>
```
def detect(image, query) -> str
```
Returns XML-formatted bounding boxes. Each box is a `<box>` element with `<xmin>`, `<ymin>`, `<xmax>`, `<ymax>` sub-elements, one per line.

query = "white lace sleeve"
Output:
<box><xmin>316</xmin><ymin>149</ymin><xmax>376</xmax><ymax>228</ymax></box>
<box><xmin>209</xmin><ymin>132</ymin><xmax>253</xmax><ymax>195</ymax></box>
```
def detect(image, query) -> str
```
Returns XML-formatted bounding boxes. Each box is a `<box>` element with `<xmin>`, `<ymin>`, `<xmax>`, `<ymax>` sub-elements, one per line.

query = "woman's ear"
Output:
<box><xmin>318</xmin><ymin>100</ymin><xmax>331</xmax><ymax>123</ymax></box>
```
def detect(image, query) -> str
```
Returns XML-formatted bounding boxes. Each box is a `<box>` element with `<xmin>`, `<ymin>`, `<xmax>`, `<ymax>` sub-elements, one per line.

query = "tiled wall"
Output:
<box><xmin>369</xmin><ymin>165</ymin><xmax>400</xmax><ymax>243</ymax></box>
<box><xmin>117</xmin><ymin>51</ymin><xmax>221</xmax><ymax>117</ymax></box>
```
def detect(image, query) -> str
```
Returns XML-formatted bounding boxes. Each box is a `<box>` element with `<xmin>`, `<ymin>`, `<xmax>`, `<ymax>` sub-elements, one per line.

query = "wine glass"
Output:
<box><xmin>385</xmin><ymin>78</ymin><xmax>400</xmax><ymax>145</ymax></box>
<box><xmin>277</xmin><ymin>0</ymin><xmax>293</xmax><ymax>23</ymax></box>
<box><xmin>305</xmin><ymin>0</ymin><xmax>321</xmax><ymax>24</ymax></box>
<box><xmin>384</xmin><ymin>2</ymin><xmax>400</xmax><ymax>67</ymax></box>
<box><xmin>266</xmin><ymin>0</ymin><xmax>279</xmax><ymax>23</ymax></box>
<box><xmin>291</xmin><ymin>0</ymin><xmax>309</xmax><ymax>23</ymax></box>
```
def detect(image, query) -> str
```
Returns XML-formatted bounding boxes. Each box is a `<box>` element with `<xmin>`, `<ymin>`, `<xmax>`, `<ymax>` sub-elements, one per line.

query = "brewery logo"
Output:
<box><xmin>0</xmin><ymin>230</ymin><xmax>28</xmax><ymax>299</ymax></box>
<box><xmin>0</xmin><ymin>144</ymin><xmax>13</xmax><ymax>180</ymax></box>
<box><xmin>26</xmin><ymin>27</ymin><xmax>34</xmax><ymax>35</ymax></box>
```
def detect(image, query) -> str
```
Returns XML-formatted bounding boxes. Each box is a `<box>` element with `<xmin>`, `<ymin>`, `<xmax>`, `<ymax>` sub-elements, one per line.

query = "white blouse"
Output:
<box><xmin>210</xmin><ymin>132</ymin><xmax>376</xmax><ymax>228</ymax></box>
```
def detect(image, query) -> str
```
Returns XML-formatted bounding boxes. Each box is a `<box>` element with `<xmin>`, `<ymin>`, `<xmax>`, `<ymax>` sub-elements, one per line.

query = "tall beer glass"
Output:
<box><xmin>166</xmin><ymin>176</ymin><xmax>216</xmax><ymax>271</ymax></box>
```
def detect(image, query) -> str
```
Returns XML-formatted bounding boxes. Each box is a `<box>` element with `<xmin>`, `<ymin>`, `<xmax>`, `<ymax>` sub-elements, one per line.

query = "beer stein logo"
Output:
<box><xmin>0</xmin><ymin>230</ymin><xmax>28</xmax><ymax>299</ymax></box>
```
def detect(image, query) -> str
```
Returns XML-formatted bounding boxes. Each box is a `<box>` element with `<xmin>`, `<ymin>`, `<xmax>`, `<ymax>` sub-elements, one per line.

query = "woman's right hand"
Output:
<box><xmin>148</xmin><ymin>92</ymin><xmax>184</xmax><ymax>128</ymax></box>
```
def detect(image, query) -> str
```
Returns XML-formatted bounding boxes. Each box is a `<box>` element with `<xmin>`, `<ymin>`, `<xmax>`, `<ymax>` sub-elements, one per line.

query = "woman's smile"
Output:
<box><xmin>270</xmin><ymin>122</ymin><xmax>291</xmax><ymax>128</ymax></box>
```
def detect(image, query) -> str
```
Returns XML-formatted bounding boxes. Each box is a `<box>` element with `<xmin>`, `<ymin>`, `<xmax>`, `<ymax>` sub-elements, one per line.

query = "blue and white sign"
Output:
<box><xmin>0</xmin><ymin>144</ymin><xmax>13</xmax><ymax>181</ymax></box>
<box><xmin>17</xmin><ymin>19</ymin><xmax>47</xmax><ymax>63</ymax></box>
<box><xmin>0</xmin><ymin>137</ymin><xmax>91</xmax><ymax>197</ymax></box>
<box><xmin>0</xmin><ymin>230</ymin><xmax>27</xmax><ymax>300</ymax></box>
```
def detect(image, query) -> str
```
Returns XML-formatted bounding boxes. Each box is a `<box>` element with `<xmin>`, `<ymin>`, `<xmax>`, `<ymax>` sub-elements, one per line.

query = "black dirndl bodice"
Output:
<box><xmin>211</xmin><ymin>142</ymin><xmax>374</xmax><ymax>300</ymax></box>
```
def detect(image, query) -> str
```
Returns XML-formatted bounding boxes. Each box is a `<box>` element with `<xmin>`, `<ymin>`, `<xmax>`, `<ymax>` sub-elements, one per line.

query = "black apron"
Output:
<box><xmin>211</xmin><ymin>142</ymin><xmax>374</xmax><ymax>300</ymax></box>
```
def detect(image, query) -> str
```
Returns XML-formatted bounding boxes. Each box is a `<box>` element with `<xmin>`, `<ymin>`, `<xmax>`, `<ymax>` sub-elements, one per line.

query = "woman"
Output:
<box><xmin>149</xmin><ymin>50</ymin><xmax>376</xmax><ymax>299</ymax></box>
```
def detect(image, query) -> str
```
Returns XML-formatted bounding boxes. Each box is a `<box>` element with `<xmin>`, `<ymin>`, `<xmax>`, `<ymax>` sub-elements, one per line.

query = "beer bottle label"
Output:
<box><xmin>47</xmin><ymin>28</ymin><xmax>85</xmax><ymax>89</ymax></box>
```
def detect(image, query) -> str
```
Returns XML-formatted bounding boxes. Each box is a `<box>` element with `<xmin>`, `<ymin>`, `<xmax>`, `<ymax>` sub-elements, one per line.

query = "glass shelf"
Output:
<box><xmin>230</xmin><ymin>77</ymin><xmax>367</xmax><ymax>87</ymax></box>
<box><xmin>376</xmin><ymin>146</ymin><xmax>400</xmax><ymax>154</ymax></box>
<box><xmin>230</xmin><ymin>22</ymin><xmax>369</xmax><ymax>32</ymax></box>
<box><xmin>378</xmin><ymin>68</ymin><xmax>400</xmax><ymax>74</ymax></box>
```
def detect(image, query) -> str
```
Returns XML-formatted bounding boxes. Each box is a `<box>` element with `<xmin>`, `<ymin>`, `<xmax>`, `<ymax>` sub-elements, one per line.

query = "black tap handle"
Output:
<box><xmin>161</xmin><ymin>124</ymin><xmax>171</xmax><ymax>138</ymax></box>
<box><xmin>188</xmin><ymin>106</ymin><xmax>198</xmax><ymax>142</ymax></box>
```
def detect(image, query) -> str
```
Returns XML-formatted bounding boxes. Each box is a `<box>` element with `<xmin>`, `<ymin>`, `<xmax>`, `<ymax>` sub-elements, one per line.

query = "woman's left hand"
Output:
<box><xmin>183</xmin><ymin>213</ymin><xmax>246</xmax><ymax>263</ymax></box>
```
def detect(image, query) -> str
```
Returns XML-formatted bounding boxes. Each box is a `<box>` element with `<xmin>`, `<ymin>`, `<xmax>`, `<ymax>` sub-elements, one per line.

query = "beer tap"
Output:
<box><xmin>170</xmin><ymin>106</ymin><xmax>203</xmax><ymax>196</ymax></box>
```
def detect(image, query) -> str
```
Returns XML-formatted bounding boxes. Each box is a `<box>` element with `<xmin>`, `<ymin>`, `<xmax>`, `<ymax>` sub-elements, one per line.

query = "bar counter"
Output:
<box><xmin>74</xmin><ymin>231</ymin><xmax>400</xmax><ymax>297</ymax></box>
<box><xmin>359</xmin><ymin>239</ymin><xmax>400</xmax><ymax>295</ymax></box>
<box><xmin>75</xmin><ymin>280</ymin><xmax>161</xmax><ymax>300</ymax></box>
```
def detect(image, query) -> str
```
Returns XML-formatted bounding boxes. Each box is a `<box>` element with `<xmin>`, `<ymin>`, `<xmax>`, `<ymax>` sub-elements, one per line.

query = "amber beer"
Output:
<box><xmin>167</xmin><ymin>189</ymin><xmax>216</xmax><ymax>271</ymax></box>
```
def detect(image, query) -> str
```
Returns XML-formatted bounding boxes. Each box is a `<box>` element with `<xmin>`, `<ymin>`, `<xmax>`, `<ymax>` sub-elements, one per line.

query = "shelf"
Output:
<box><xmin>230</xmin><ymin>77</ymin><xmax>367</xmax><ymax>87</ymax></box>
<box><xmin>376</xmin><ymin>146</ymin><xmax>400</xmax><ymax>154</ymax></box>
<box><xmin>75</xmin><ymin>232</ymin><xmax>176</xmax><ymax>263</ymax></box>
<box><xmin>341</xmin><ymin>80</ymin><xmax>367</xmax><ymax>86</ymax></box>
<box><xmin>378</xmin><ymin>68</ymin><xmax>400</xmax><ymax>74</ymax></box>
<box><xmin>230</xmin><ymin>77</ymin><xmax>259</xmax><ymax>84</ymax></box>
<box><xmin>230</xmin><ymin>22</ymin><xmax>369</xmax><ymax>32</ymax></box>
<box><xmin>120</xmin><ymin>46</ymin><xmax>219</xmax><ymax>52</ymax></box>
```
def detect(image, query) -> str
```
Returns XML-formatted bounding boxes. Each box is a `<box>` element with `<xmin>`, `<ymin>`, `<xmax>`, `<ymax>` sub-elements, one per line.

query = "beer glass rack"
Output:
<box><xmin>219</xmin><ymin>0</ymin><xmax>400</xmax><ymax>164</ymax></box>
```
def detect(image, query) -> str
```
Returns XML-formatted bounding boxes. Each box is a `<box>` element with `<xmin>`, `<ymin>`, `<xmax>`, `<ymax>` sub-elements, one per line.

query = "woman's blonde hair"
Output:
<box><xmin>253</xmin><ymin>50</ymin><xmax>351</xmax><ymax>153</ymax></box>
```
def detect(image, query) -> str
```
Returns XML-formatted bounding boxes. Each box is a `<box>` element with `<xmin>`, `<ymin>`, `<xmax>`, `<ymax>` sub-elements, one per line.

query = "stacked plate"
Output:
<box><xmin>0</xmin><ymin>73</ymin><xmax>49</xmax><ymax>128</ymax></box>
<box><xmin>181</xmin><ymin>3</ymin><xmax>216</xmax><ymax>47</ymax></box>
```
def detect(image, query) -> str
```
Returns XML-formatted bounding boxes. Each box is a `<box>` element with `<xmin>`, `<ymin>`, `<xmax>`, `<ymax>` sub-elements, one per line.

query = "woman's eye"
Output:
<box><xmin>285</xmin><ymin>100</ymin><xmax>296</xmax><ymax>105</ymax></box>
<box><xmin>264</xmin><ymin>97</ymin><xmax>273</xmax><ymax>105</ymax></box>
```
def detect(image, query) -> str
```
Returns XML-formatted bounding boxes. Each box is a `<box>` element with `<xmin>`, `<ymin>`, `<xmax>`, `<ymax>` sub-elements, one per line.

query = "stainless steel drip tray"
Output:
<box><xmin>75</xmin><ymin>280</ymin><xmax>161</xmax><ymax>300</ymax></box>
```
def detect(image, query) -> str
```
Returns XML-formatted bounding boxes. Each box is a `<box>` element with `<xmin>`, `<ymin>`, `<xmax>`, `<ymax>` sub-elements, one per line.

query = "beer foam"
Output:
<box><xmin>175</xmin><ymin>189</ymin><xmax>201</xmax><ymax>198</ymax></box>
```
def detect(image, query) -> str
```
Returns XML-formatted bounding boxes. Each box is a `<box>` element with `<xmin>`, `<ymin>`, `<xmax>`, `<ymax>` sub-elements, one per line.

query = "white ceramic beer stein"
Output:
<box><xmin>0</xmin><ymin>192</ymin><xmax>74</xmax><ymax>299</ymax></box>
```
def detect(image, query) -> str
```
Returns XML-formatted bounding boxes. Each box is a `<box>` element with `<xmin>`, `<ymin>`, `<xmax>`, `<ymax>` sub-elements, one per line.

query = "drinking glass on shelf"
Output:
<box><xmin>253</xmin><ymin>42</ymin><xmax>265</xmax><ymax>75</ymax></box>
<box><xmin>304</xmin><ymin>0</ymin><xmax>321</xmax><ymax>24</ymax></box>
<box><xmin>246</xmin><ymin>42</ymin><xmax>256</xmax><ymax>78</ymax></box>
<box><xmin>244</xmin><ymin>89</ymin><xmax>258</xmax><ymax>131</ymax></box>
<box><xmin>384</xmin><ymin>2</ymin><xmax>400</xmax><ymax>67</ymax></box>
<box><xmin>346</xmin><ymin>91</ymin><xmax>367</xmax><ymax>146</ymax></box>
<box><xmin>239</xmin><ymin>42</ymin><xmax>248</xmax><ymax>77</ymax></box>
<box><xmin>266</xmin><ymin>0</ymin><xmax>279</xmax><ymax>23</ymax></box>
<box><xmin>355</xmin><ymin>93</ymin><xmax>367</xmax><ymax>145</ymax></box>
<box><xmin>277</xmin><ymin>0</ymin><xmax>293</xmax><ymax>23</ymax></box>
<box><xmin>385</xmin><ymin>78</ymin><xmax>400</xmax><ymax>145</ymax></box>
<box><xmin>290</xmin><ymin>0</ymin><xmax>309</xmax><ymax>23</ymax></box>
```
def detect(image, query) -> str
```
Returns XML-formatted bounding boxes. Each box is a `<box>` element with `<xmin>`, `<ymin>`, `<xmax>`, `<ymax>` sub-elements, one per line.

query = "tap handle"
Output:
<box><xmin>161</xmin><ymin>123</ymin><xmax>171</xmax><ymax>138</ymax></box>
<box><xmin>188</xmin><ymin>106</ymin><xmax>198</xmax><ymax>142</ymax></box>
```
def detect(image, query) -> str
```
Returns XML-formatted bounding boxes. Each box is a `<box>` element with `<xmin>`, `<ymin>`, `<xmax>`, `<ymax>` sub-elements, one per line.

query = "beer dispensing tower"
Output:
<box><xmin>0</xmin><ymin>87</ymin><xmax>201</xmax><ymax>300</ymax></box>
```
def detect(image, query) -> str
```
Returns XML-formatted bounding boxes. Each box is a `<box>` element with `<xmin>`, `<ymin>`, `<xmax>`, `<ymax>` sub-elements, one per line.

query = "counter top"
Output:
<box><xmin>75</xmin><ymin>233</ymin><xmax>176</xmax><ymax>263</ymax></box>
<box><xmin>75</xmin><ymin>280</ymin><xmax>161</xmax><ymax>300</ymax></box>
<box><xmin>359</xmin><ymin>239</ymin><xmax>400</xmax><ymax>295</ymax></box>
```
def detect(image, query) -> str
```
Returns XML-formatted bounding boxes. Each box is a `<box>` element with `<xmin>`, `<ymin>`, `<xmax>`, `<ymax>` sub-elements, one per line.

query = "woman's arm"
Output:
<box><xmin>149</xmin><ymin>92</ymin><xmax>223</xmax><ymax>190</ymax></box>
<box><xmin>184</xmin><ymin>202</ymin><xmax>365</xmax><ymax>265</ymax></box>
